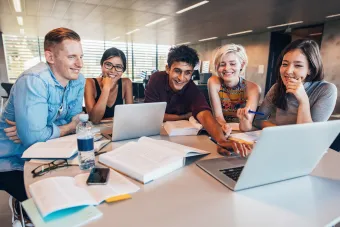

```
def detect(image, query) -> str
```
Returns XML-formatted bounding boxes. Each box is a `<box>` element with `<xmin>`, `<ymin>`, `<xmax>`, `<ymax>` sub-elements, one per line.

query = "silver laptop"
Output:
<box><xmin>107</xmin><ymin>102</ymin><xmax>166</xmax><ymax>141</ymax></box>
<box><xmin>196</xmin><ymin>120</ymin><xmax>340</xmax><ymax>191</ymax></box>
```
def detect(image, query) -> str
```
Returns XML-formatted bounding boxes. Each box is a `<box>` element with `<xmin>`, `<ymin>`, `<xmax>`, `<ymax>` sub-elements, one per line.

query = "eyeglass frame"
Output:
<box><xmin>103</xmin><ymin>62</ymin><xmax>124</xmax><ymax>72</ymax></box>
<box><xmin>31</xmin><ymin>159</ymin><xmax>76</xmax><ymax>178</ymax></box>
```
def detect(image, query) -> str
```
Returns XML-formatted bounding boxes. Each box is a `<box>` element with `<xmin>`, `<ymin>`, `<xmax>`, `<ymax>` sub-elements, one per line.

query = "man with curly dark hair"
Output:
<box><xmin>145</xmin><ymin>45</ymin><xmax>251</xmax><ymax>156</ymax></box>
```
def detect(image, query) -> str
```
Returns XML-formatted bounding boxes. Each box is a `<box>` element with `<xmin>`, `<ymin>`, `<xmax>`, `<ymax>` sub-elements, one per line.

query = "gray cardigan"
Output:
<box><xmin>254</xmin><ymin>81</ymin><xmax>337</xmax><ymax>127</ymax></box>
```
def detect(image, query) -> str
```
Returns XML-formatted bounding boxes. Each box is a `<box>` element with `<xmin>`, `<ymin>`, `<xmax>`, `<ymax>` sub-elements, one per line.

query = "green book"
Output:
<box><xmin>22</xmin><ymin>199</ymin><xmax>102</xmax><ymax>227</ymax></box>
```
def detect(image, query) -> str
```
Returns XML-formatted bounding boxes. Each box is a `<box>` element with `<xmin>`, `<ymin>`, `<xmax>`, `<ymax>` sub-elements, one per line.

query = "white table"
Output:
<box><xmin>24</xmin><ymin>135</ymin><xmax>340</xmax><ymax>227</ymax></box>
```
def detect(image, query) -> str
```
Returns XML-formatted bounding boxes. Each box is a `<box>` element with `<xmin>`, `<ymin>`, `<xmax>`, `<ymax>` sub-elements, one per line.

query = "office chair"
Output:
<box><xmin>1</xmin><ymin>82</ymin><xmax>13</xmax><ymax>98</ymax></box>
<box><xmin>330</xmin><ymin>133</ymin><xmax>340</xmax><ymax>152</ymax></box>
<box><xmin>0</xmin><ymin>82</ymin><xmax>13</xmax><ymax>113</ymax></box>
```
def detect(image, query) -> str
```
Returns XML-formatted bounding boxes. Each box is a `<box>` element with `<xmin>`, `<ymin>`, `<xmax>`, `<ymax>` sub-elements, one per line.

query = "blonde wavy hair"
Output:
<box><xmin>212</xmin><ymin>43</ymin><xmax>248</xmax><ymax>76</ymax></box>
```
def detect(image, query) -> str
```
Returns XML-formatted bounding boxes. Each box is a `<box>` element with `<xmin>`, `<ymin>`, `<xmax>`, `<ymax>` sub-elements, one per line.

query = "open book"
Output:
<box><xmin>99</xmin><ymin>137</ymin><xmax>210</xmax><ymax>184</ymax></box>
<box><xmin>164</xmin><ymin>116</ymin><xmax>203</xmax><ymax>136</ymax></box>
<box><xmin>29</xmin><ymin>169</ymin><xmax>140</xmax><ymax>218</ymax></box>
<box><xmin>228</xmin><ymin>130</ymin><xmax>262</xmax><ymax>145</ymax></box>
<box><xmin>22</xmin><ymin>133</ymin><xmax>109</xmax><ymax>159</ymax></box>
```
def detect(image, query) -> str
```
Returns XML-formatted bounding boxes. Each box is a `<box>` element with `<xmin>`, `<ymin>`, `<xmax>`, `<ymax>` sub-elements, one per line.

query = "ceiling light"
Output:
<box><xmin>309</xmin><ymin>33</ymin><xmax>322</xmax><ymax>36</ymax></box>
<box><xmin>145</xmin><ymin>18</ymin><xmax>167</xmax><ymax>27</ymax></box>
<box><xmin>176</xmin><ymin>1</ymin><xmax>209</xmax><ymax>14</ymax></box>
<box><xmin>227</xmin><ymin>30</ymin><xmax>253</xmax><ymax>36</ymax></box>
<box><xmin>12</xmin><ymin>0</ymin><xmax>22</xmax><ymax>12</ymax></box>
<box><xmin>126</xmin><ymin>29</ymin><xmax>140</xmax><ymax>35</ymax></box>
<box><xmin>199</xmin><ymin>37</ymin><xmax>218</xmax><ymax>42</ymax></box>
<box><xmin>267</xmin><ymin>21</ymin><xmax>303</xmax><ymax>29</ymax></box>
<box><xmin>16</xmin><ymin>16</ymin><xmax>23</xmax><ymax>26</ymax></box>
<box><xmin>176</xmin><ymin>42</ymin><xmax>191</xmax><ymax>45</ymax></box>
<box><xmin>20</xmin><ymin>29</ymin><xmax>24</xmax><ymax>35</ymax></box>
<box><xmin>112</xmin><ymin>36</ymin><xmax>120</xmax><ymax>41</ymax></box>
<box><xmin>326</xmin><ymin>13</ymin><xmax>340</xmax><ymax>18</ymax></box>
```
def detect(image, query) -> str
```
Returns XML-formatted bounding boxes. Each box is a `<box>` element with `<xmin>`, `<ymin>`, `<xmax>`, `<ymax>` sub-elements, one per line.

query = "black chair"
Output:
<box><xmin>1</xmin><ymin>82</ymin><xmax>13</xmax><ymax>98</ymax></box>
<box><xmin>132</xmin><ymin>82</ymin><xmax>145</xmax><ymax>103</ymax></box>
<box><xmin>330</xmin><ymin>133</ymin><xmax>340</xmax><ymax>152</ymax></box>
<box><xmin>1</xmin><ymin>83</ymin><xmax>14</xmax><ymax>112</ymax></box>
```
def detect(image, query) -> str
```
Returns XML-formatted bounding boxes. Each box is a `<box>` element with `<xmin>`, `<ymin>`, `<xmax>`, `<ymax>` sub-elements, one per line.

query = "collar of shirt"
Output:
<box><xmin>46</xmin><ymin>63</ymin><xmax>83</xmax><ymax>89</ymax></box>
<box><xmin>164</xmin><ymin>73</ymin><xmax>191</xmax><ymax>96</ymax></box>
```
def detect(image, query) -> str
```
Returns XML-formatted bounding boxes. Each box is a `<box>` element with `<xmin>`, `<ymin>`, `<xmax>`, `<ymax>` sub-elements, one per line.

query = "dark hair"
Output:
<box><xmin>167</xmin><ymin>45</ymin><xmax>199</xmax><ymax>68</ymax></box>
<box><xmin>44</xmin><ymin>27</ymin><xmax>80</xmax><ymax>51</ymax></box>
<box><xmin>100</xmin><ymin>47</ymin><xmax>127</xmax><ymax>72</ymax></box>
<box><xmin>273</xmin><ymin>39</ymin><xmax>324</xmax><ymax>110</ymax></box>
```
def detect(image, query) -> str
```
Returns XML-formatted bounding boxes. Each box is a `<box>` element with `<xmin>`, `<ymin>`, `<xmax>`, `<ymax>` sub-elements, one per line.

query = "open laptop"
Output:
<box><xmin>196</xmin><ymin>120</ymin><xmax>340</xmax><ymax>191</ymax></box>
<box><xmin>105</xmin><ymin>102</ymin><xmax>166</xmax><ymax>141</ymax></box>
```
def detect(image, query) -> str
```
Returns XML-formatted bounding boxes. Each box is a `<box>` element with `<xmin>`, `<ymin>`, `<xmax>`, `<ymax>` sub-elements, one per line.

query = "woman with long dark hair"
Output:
<box><xmin>85</xmin><ymin>47</ymin><xmax>133</xmax><ymax>124</ymax></box>
<box><xmin>254</xmin><ymin>39</ymin><xmax>337</xmax><ymax>128</ymax></box>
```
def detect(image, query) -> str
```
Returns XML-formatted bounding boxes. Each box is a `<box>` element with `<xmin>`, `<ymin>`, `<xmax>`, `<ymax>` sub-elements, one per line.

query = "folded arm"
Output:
<box><xmin>13</xmin><ymin>76</ymin><xmax>77</xmax><ymax>147</ymax></box>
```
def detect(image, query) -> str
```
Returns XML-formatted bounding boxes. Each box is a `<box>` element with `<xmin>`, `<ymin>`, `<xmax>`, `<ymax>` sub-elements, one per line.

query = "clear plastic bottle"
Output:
<box><xmin>76</xmin><ymin>114</ymin><xmax>95</xmax><ymax>170</ymax></box>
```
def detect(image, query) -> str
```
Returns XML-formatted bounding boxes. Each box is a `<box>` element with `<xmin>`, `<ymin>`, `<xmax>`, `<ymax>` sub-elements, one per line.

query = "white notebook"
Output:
<box><xmin>29</xmin><ymin>170</ymin><xmax>140</xmax><ymax>218</ymax></box>
<box><xmin>22</xmin><ymin>199</ymin><xmax>102</xmax><ymax>227</ymax></box>
<box><xmin>22</xmin><ymin>134</ymin><xmax>109</xmax><ymax>159</ymax></box>
<box><xmin>164</xmin><ymin>116</ymin><xmax>203</xmax><ymax>136</ymax></box>
<box><xmin>99</xmin><ymin>137</ymin><xmax>210</xmax><ymax>184</ymax></box>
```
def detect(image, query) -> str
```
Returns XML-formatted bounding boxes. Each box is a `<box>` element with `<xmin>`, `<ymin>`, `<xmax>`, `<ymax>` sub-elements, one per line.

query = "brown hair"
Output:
<box><xmin>44</xmin><ymin>27</ymin><xmax>81</xmax><ymax>51</ymax></box>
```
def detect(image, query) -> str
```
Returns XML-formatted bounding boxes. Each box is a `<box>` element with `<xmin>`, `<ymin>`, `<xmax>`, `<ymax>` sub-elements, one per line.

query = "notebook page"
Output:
<box><xmin>229</xmin><ymin>130</ymin><xmax>262</xmax><ymax>144</ymax></box>
<box><xmin>138</xmin><ymin>137</ymin><xmax>210</xmax><ymax>157</ymax></box>
<box><xmin>22</xmin><ymin>142</ymin><xmax>77</xmax><ymax>159</ymax></box>
<box><xmin>112</xmin><ymin>142</ymin><xmax>182</xmax><ymax>174</ymax></box>
<box><xmin>74</xmin><ymin>170</ymin><xmax>139</xmax><ymax>204</ymax></box>
<box><xmin>29</xmin><ymin>177</ymin><xmax>96</xmax><ymax>217</ymax></box>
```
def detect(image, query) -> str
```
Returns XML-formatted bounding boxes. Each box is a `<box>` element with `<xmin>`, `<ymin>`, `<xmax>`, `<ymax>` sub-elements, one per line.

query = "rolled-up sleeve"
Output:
<box><xmin>14</xmin><ymin>75</ymin><xmax>60</xmax><ymax>147</ymax></box>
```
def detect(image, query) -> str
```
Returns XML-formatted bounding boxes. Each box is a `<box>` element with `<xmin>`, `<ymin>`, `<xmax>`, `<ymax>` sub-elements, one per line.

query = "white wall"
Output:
<box><xmin>320</xmin><ymin>20</ymin><xmax>340</xmax><ymax>114</ymax></box>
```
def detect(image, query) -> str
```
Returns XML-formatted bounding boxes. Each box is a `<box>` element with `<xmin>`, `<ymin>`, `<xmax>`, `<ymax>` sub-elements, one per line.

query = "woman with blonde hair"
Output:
<box><xmin>208</xmin><ymin>44</ymin><xmax>261</xmax><ymax>133</ymax></box>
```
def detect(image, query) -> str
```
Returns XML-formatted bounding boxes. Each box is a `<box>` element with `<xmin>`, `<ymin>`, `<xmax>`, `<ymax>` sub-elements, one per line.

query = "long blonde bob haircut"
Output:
<box><xmin>213</xmin><ymin>44</ymin><xmax>248</xmax><ymax>77</ymax></box>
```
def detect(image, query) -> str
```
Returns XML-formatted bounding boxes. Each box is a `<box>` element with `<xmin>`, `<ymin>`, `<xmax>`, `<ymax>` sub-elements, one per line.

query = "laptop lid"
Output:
<box><xmin>234</xmin><ymin>120</ymin><xmax>340</xmax><ymax>190</ymax></box>
<box><xmin>111</xmin><ymin>102</ymin><xmax>166</xmax><ymax>141</ymax></box>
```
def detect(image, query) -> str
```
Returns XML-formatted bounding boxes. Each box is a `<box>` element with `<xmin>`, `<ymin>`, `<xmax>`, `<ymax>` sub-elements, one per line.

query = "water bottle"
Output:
<box><xmin>76</xmin><ymin>114</ymin><xmax>95</xmax><ymax>170</ymax></box>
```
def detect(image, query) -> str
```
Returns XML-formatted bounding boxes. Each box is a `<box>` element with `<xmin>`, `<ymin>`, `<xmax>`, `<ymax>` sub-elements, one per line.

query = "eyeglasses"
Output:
<box><xmin>31</xmin><ymin>159</ymin><xmax>76</xmax><ymax>178</ymax></box>
<box><xmin>103</xmin><ymin>62</ymin><xmax>124</xmax><ymax>72</ymax></box>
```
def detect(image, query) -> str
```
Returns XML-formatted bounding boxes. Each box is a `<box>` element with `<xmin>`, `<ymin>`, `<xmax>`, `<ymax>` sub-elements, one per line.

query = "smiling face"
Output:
<box><xmin>280</xmin><ymin>49</ymin><xmax>310</xmax><ymax>86</ymax></box>
<box><xmin>217</xmin><ymin>52</ymin><xmax>243</xmax><ymax>85</ymax></box>
<box><xmin>101</xmin><ymin>56</ymin><xmax>124</xmax><ymax>79</ymax></box>
<box><xmin>166</xmin><ymin>61</ymin><xmax>194</xmax><ymax>92</ymax></box>
<box><xmin>46</xmin><ymin>39</ymin><xmax>83</xmax><ymax>86</ymax></box>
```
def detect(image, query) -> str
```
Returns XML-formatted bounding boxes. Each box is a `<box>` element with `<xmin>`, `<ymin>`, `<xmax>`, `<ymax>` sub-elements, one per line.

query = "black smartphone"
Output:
<box><xmin>86</xmin><ymin>167</ymin><xmax>110</xmax><ymax>185</ymax></box>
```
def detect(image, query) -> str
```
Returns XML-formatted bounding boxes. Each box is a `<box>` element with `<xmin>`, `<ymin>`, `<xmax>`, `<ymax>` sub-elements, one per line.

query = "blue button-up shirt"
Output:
<box><xmin>0</xmin><ymin>62</ymin><xmax>85</xmax><ymax>172</ymax></box>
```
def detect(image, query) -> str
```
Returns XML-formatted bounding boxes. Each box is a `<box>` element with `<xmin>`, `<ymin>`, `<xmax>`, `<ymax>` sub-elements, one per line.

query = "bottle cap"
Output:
<box><xmin>79</xmin><ymin>114</ymin><xmax>89</xmax><ymax>122</ymax></box>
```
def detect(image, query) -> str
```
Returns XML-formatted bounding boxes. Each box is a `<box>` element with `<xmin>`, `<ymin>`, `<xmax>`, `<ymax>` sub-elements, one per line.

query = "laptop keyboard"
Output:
<box><xmin>220</xmin><ymin>166</ymin><xmax>244</xmax><ymax>181</ymax></box>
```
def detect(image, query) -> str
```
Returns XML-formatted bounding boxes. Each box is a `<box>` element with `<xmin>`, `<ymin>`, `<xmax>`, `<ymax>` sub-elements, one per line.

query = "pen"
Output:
<box><xmin>235</xmin><ymin>104</ymin><xmax>264</xmax><ymax>116</ymax></box>
<box><xmin>248</xmin><ymin>110</ymin><xmax>264</xmax><ymax>116</ymax></box>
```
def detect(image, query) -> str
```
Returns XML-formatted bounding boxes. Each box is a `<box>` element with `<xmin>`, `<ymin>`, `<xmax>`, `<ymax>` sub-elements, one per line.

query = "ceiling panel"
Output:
<box><xmin>63</xmin><ymin>2</ymin><xmax>96</xmax><ymax>19</ymax></box>
<box><xmin>99</xmin><ymin>0</ymin><xmax>119</xmax><ymax>6</ymax></box>
<box><xmin>51</xmin><ymin>0</ymin><xmax>70</xmax><ymax>18</ymax></box>
<box><xmin>0</xmin><ymin>0</ymin><xmax>340</xmax><ymax>45</ymax></box>
<box><xmin>25</xmin><ymin>0</ymin><xmax>39</xmax><ymax>16</ymax></box>
<box><xmin>0</xmin><ymin>0</ymin><xmax>12</xmax><ymax>14</ymax></box>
